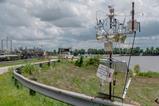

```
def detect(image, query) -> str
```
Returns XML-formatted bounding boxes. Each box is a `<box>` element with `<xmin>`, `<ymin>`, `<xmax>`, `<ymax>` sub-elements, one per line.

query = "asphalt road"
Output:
<box><xmin>0</xmin><ymin>59</ymin><xmax>57</xmax><ymax>75</ymax></box>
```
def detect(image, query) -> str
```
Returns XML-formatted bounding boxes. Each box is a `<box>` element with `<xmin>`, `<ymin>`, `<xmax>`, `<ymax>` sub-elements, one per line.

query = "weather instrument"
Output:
<box><xmin>96</xmin><ymin>2</ymin><xmax>141</xmax><ymax>101</ymax></box>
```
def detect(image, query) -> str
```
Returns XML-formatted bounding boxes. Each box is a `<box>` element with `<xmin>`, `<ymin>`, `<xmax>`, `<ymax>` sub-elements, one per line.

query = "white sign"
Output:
<box><xmin>104</xmin><ymin>41</ymin><xmax>113</xmax><ymax>52</ymax></box>
<box><xmin>96</xmin><ymin>64</ymin><xmax>114</xmax><ymax>82</ymax></box>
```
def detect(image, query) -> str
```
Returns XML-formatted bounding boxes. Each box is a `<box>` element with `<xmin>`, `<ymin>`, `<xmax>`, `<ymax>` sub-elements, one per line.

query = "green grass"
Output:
<box><xmin>0</xmin><ymin>58</ymin><xmax>47</xmax><ymax>67</ymax></box>
<box><xmin>0</xmin><ymin>71</ymin><xmax>69</xmax><ymax>106</ymax></box>
<box><xmin>138</xmin><ymin>71</ymin><xmax>159</xmax><ymax>78</ymax></box>
<box><xmin>133</xmin><ymin>64</ymin><xmax>159</xmax><ymax>78</ymax></box>
<box><xmin>127</xmin><ymin>76</ymin><xmax>159</xmax><ymax>106</ymax></box>
<box><xmin>27</xmin><ymin>61</ymin><xmax>126</xmax><ymax>101</ymax></box>
<box><xmin>1</xmin><ymin>59</ymin><xmax>159</xmax><ymax>106</ymax></box>
<box><xmin>27</xmin><ymin>60</ymin><xmax>159</xmax><ymax>106</ymax></box>
<box><xmin>30</xmin><ymin>61</ymin><xmax>100</xmax><ymax>95</ymax></box>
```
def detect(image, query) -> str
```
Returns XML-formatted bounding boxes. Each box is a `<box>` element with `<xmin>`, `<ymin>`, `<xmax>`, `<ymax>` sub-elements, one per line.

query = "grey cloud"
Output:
<box><xmin>138</xmin><ymin>20</ymin><xmax>159</xmax><ymax>36</ymax></box>
<box><xmin>31</xmin><ymin>0</ymin><xmax>77</xmax><ymax>22</ymax></box>
<box><xmin>72</xmin><ymin>27</ymin><xmax>96</xmax><ymax>41</ymax></box>
<box><xmin>0</xmin><ymin>0</ymin><xmax>6</xmax><ymax>3</ymax></box>
<box><xmin>52</xmin><ymin>16</ymin><xmax>87</xmax><ymax>28</ymax></box>
<box><xmin>0</xmin><ymin>3</ymin><xmax>32</xmax><ymax>27</ymax></box>
<box><xmin>0</xmin><ymin>0</ymin><xmax>159</xmax><ymax>50</ymax></box>
<box><xmin>29</xmin><ymin>0</ymin><xmax>96</xmax><ymax>28</ymax></box>
<box><xmin>33</xmin><ymin>7</ymin><xmax>75</xmax><ymax>22</ymax></box>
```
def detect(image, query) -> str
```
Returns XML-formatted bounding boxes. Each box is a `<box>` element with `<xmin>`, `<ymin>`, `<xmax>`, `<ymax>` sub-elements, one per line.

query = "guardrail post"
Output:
<box><xmin>29</xmin><ymin>89</ymin><xmax>36</xmax><ymax>96</ymax></box>
<box><xmin>29</xmin><ymin>77</ymin><xmax>37</xmax><ymax>96</ymax></box>
<box><xmin>39</xmin><ymin>63</ymin><xmax>42</xmax><ymax>67</ymax></box>
<box><xmin>14</xmin><ymin>78</ymin><xmax>19</xmax><ymax>89</ymax></box>
<box><xmin>48</xmin><ymin>62</ymin><xmax>50</xmax><ymax>66</ymax></box>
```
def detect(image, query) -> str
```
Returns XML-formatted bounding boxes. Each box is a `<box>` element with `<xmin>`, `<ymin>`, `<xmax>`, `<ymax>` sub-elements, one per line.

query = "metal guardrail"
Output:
<box><xmin>13</xmin><ymin>60</ymin><xmax>133</xmax><ymax>106</ymax></box>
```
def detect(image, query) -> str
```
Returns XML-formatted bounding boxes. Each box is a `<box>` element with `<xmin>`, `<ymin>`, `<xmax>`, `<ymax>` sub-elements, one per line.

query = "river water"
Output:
<box><xmin>112</xmin><ymin>56</ymin><xmax>159</xmax><ymax>72</ymax></box>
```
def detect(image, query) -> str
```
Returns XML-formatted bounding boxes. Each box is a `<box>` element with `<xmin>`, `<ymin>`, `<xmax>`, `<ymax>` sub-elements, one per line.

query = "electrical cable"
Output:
<box><xmin>122</xmin><ymin>31</ymin><xmax>136</xmax><ymax>97</ymax></box>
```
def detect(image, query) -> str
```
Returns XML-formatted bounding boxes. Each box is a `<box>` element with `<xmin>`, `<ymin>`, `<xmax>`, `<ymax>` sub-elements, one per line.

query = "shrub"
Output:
<box><xmin>85</xmin><ymin>56</ymin><xmax>100</xmax><ymax>66</ymax></box>
<box><xmin>133</xmin><ymin>64</ymin><xmax>140</xmax><ymax>76</ymax></box>
<box><xmin>22</xmin><ymin>63</ymin><xmax>37</xmax><ymax>75</ymax></box>
<box><xmin>75</xmin><ymin>56</ymin><xmax>83</xmax><ymax>67</ymax></box>
<box><xmin>129</xmin><ymin>69</ymin><xmax>133</xmax><ymax>77</ymax></box>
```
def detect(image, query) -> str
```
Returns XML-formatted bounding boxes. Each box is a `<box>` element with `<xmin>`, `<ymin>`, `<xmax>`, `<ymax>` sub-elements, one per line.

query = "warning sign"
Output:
<box><xmin>96</xmin><ymin>64</ymin><xmax>114</xmax><ymax>82</ymax></box>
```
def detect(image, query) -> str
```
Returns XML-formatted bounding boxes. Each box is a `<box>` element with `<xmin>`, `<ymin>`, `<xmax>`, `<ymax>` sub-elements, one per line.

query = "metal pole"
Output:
<box><xmin>109</xmin><ymin>51</ymin><xmax>112</xmax><ymax>100</ymax></box>
<box><xmin>122</xmin><ymin>2</ymin><xmax>136</xmax><ymax>98</ymax></box>
<box><xmin>132</xmin><ymin>2</ymin><xmax>135</xmax><ymax>32</ymax></box>
<box><xmin>109</xmin><ymin>13</ymin><xmax>113</xmax><ymax>100</ymax></box>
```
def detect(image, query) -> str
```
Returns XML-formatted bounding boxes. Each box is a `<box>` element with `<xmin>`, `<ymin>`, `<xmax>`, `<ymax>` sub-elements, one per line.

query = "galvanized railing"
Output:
<box><xmin>13</xmin><ymin>60</ymin><xmax>133</xmax><ymax>106</ymax></box>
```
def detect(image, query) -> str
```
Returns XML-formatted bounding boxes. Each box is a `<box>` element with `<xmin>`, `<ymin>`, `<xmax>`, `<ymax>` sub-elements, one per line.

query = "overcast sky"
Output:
<box><xmin>0</xmin><ymin>0</ymin><xmax>159</xmax><ymax>50</ymax></box>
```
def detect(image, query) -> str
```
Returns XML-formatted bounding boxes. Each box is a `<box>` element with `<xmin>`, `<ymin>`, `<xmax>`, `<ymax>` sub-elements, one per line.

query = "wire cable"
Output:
<box><xmin>122</xmin><ymin>31</ymin><xmax>136</xmax><ymax>97</ymax></box>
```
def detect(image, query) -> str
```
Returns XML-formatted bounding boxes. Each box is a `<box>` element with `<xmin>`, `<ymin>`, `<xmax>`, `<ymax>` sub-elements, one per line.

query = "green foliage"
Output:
<box><xmin>73</xmin><ymin>49</ymin><xmax>86</xmax><ymax>56</ymax></box>
<box><xmin>22</xmin><ymin>63</ymin><xmax>37</xmax><ymax>75</ymax></box>
<box><xmin>132</xmin><ymin>64</ymin><xmax>159</xmax><ymax>78</ymax></box>
<box><xmin>85</xmin><ymin>56</ymin><xmax>100</xmax><ymax>66</ymax></box>
<box><xmin>138</xmin><ymin>71</ymin><xmax>159</xmax><ymax>78</ymax></box>
<box><xmin>129</xmin><ymin>69</ymin><xmax>133</xmax><ymax>77</ymax></box>
<box><xmin>75</xmin><ymin>56</ymin><xmax>83</xmax><ymax>67</ymax></box>
<box><xmin>133</xmin><ymin>64</ymin><xmax>140</xmax><ymax>75</ymax></box>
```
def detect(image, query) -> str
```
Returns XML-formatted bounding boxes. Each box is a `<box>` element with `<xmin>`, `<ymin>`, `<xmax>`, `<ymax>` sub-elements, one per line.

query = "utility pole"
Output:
<box><xmin>132</xmin><ymin>2</ymin><xmax>135</xmax><ymax>32</ymax></box>
<box><xmin>109</xmin><ymin>51</ymin><xmax>112</xmax><ymax>100</ymax></box>
<box><xmin>108</xmin><ymin>6</ymin><xmax>114</xmax><ymax>100</ymax></box>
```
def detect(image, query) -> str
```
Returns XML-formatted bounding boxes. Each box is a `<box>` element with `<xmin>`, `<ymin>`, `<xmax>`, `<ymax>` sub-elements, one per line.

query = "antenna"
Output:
<box><xmin>95</xmin><ymin>2</ymin><xmax>141</xmax><ymax>101</ymax></box>
<box><xmin>132</xmin><ymin>2</ymin><xmax>135</xmax><ymax>32</ymax></box>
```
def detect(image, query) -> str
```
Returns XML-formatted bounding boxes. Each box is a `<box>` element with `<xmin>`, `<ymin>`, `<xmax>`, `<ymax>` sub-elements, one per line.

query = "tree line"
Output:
<box><xmin>53</xmin><ymin>47</ymin><xmax>159</xmax><ymax>56</ymax></box>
